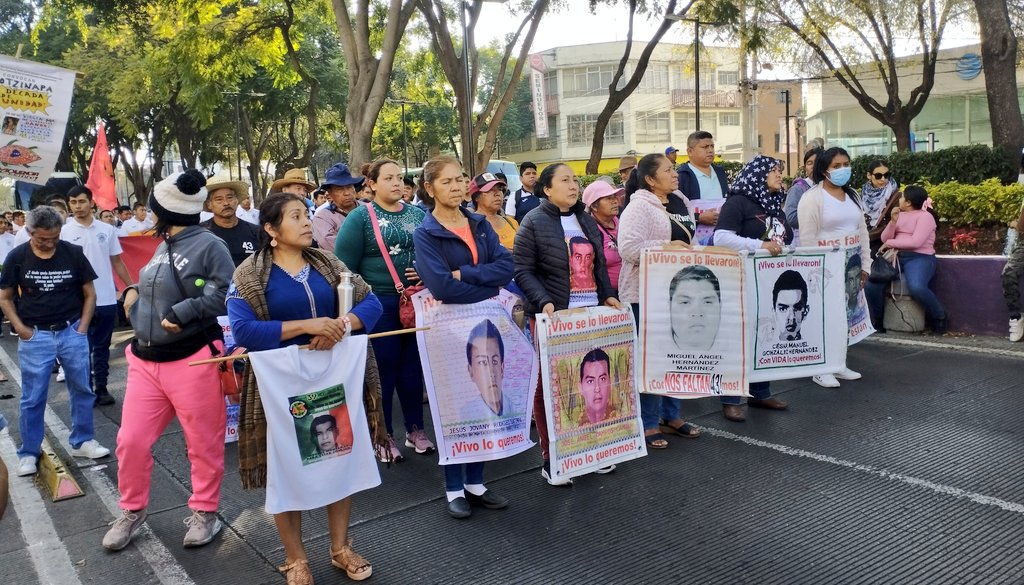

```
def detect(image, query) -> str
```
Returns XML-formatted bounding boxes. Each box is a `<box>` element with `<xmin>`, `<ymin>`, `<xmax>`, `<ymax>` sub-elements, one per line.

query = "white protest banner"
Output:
<box><xmin>537</xmin><ymin>306</ymin><xmax>645</xmax><ymax>482</ymax></box>
<box><xmin>810</xmin><ymin>233</ymin><xmax>875</xmax><ymax>345</ymax></box>
<box><xmin>639</xmin><ymin>248</ymin><xmax>748</xmax><ymax>398</ymax></box>
<box><xmin>0</xmin><ymin>55</ymin><xmax>76</xmax><ymax>184</ymax></box>
<box><xmin>248</xmin><ymin>338</ymin><xmax>380</xmax><ymax>514</ymax></box>
<box><xmin>692</xmin><ymin>199</ymin><xmax>724</xmax><ymax>245</ymax></box>
<box><xmin>414</xmin><ymin>289</ymin><xmax>537</xmax><ymax>465</ymax></box>
<box><xmin>746</xmin><ymin>247</ymin><xmax>848</xmax><ymax>382</ymax></box>
<box><xmin>217</xmin><ymin>315</ymin><xmax>239</xmax><ymax>443</ymax></box>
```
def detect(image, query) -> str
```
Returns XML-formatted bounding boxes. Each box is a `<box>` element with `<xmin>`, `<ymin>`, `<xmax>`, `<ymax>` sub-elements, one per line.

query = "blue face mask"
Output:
<box><xmin>828</xmin><ymin>166</ymin><xmax>852</xmax><ymax>187</ymax></box>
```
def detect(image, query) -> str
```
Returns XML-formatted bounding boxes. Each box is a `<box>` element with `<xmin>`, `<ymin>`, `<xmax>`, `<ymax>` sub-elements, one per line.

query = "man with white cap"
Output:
<box><xmin>583</xmin><ymin>180</ymin><xmax>624</xmax><ymax>291</ymax></box>
<box><xmin>312</xmin><ymin>163</ymin><xmax>363</xmax><ymax>251</ymax></box>
<box><xmin>200</xmin><ymin>174</ymin><xmax>260</xmax><ymax>267</ymax></box>
<box><xmin>271</xmin><ymin>168</ymin><xmax>318</xmax><ymax>219</ymax></box>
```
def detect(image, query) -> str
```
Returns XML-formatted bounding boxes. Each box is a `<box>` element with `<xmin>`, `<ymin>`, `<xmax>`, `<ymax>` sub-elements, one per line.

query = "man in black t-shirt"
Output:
<box><xmin>0</xmin><ymin>206</ymin><xmax>110</xmax><ymax>477</ymax></box>
<box><xmin>200</xmin><ymin>175</ymin><xmax>260</xmax><ymax>267</ymax></box>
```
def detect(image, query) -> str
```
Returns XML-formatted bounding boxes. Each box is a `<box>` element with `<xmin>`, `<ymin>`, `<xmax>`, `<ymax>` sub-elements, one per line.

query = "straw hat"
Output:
<box><xmin>270</xmin><ymin>168</ymin><xmax>316</xmax><ymax>192</ymax></box>
<box><xmin>204</xmin><ymin>172</ymin><xmax>249</xmax><ymax>200</ymax></box>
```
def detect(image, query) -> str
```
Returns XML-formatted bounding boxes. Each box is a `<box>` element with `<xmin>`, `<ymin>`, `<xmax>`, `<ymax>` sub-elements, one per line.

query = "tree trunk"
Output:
<box><xmin>973</xmin><ymin>0</ymin><xmax>1024</xmax><ymax>179</ymax></box>
<box><xmin>890</xmin><ymin>117</ymin><xmax>912</xmax><ymax>152</ymax></box>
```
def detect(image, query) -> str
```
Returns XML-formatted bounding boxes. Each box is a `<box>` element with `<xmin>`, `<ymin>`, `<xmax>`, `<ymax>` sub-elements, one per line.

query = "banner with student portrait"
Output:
<box><xmin>248</xmin><ymin>339</ymin><xmax>380</xmax><ymax>514</ymax></box>
<box><xmin>745</xmin><ymin>247</ymin><xmax>848</xmax><ymax>382</ymax></box>
<box><xmin>639</xmin><ymin>248</ymin><xmax>748</xmax><ymax>398</ymax></box>
<box><xmin>414</xmin><ymin>289</ymin><xmax>537</xmax><ymax>465</ymax></box>
<box><xmin>537</xmin><ymin>306</ymin><xmax>645</xmax><ymax>482</ymax></box>
<box><xmin>810</xmin><ymin>233</ymin><xmax>875</xmax><ymax>345</ymax></box>
<box><xmin>0</xmin><ymin>55</ymin><xmax>77</xmax><ymax>184</ymax></box>
<box><xmin>691</xmin><ymin>199</ymin><xmax>724</xmax><ymax>246</ymax></box>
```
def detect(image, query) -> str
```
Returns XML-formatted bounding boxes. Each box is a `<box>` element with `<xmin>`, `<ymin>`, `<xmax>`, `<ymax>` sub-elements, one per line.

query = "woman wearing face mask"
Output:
<box><xmin>713</xmin><ymin>155</ymin><xmax>792</xmax><ymax>422</ymax></box>
<box><xmin>861</xmin><ymin>160</ymin><xmax>903</xmax><ymax>257</ymax></box>
<box><xmin>783</xmin><ymin>147</ymin><xmax>822</xmax><ymax>231</ymax></box>
<box><xmin>797</xmin><ymin>147</ymin><xmax>869</xmax><ymax>388</ymax></box>
<box><xmin>513</xmin><ymin>163</ymin><xmax>621</xmax><ymax>485</ymax></box>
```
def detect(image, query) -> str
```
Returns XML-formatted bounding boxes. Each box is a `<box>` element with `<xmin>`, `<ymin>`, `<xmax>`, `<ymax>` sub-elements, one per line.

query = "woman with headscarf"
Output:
<box><xmin>713</xmin><ymin>155</ymin><xmax>792</xmax><ymax>422</ymax></box>
<box><xmin>797</xmin><ymin>146</ymin><xmax>869</xmax><ymax>388</ymax></box>
<box><xmin>861</xmin><ymin>159</ymin><xmax>903</xmax><ymax>256</ymax></box>
<box><xmin>618</xmin><ymin>153</ymin><xmax>699</xmax><ymax>449</ymax></box>
<box><xmin>229</xmin><ymin>192</ymin><xmax>386</xmax><ymax>584</ymax></box>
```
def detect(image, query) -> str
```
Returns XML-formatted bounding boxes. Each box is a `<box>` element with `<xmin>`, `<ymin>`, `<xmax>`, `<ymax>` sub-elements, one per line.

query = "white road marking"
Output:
<box><xmin>700</xmin><ymin>425</ymin><xmax>1024</xmax><ymax>515</ymax></box>
<box><xmin>0</xmin><ymin>345</ymin><xmax>197</xmax><ymax>585</ymax></box>
<box><xmin>0</xmin><ymin>428</ymin><xmax>84</xmax><ymax>585</ymax></box>
<box><xmin>867</xmin><ymin>335</ymin><xmax>1024</xmax><ymax>359</ymax></box>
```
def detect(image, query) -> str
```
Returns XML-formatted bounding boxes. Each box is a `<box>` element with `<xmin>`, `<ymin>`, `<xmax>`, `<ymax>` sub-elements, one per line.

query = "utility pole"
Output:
<box><xmin>780</xmin><ymin>89</ymin><xmax>792</xmax><ymax>171</ymax></box>
<box><xmin>460</xmin><ymin>1</ymin><xmax>475</xmax><ymax>176</ymax></box>
<box><xmin>665</xmin><ymin>14</ymin><xmax>725</xmax><ymax>132</ymax></box>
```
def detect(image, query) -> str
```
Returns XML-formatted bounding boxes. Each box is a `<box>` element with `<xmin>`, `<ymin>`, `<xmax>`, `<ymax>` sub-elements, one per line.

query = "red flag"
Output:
<box><xmin>85</xmin><ymin>121</ymin><xmax>117</xmax><ymax>212</ymax></box>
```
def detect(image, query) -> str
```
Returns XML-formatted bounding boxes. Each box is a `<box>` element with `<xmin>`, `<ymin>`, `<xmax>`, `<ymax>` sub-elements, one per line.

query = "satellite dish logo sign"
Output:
<box><xmin>955</xmin><ymin>53</ymin><xmax>982</xmax><ymax>81</ymax></box>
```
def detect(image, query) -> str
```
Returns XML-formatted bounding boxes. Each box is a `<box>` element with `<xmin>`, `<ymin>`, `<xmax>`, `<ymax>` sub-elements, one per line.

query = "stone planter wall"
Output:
<box><xmin>932</xmin><ymin>255</ymin><xmax>1009</xmax><ymax>337</ymax></box>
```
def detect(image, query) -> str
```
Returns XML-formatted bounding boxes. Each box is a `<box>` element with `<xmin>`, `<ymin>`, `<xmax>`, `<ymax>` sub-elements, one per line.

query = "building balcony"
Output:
<box><xmin>545</xmin><ymin>95</ymin><xmax>560</xmax><ymax>116</ymax></box>
<box><xmin>671</xmin><ymin>89</ymin><xmax>740</xmax><ymax>109</ymax></box>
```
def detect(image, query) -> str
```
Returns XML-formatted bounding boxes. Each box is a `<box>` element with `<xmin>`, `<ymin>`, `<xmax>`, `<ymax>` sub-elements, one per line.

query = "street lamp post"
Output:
<box><xmin>780</xmin><ymin>89</ymin><xmax>792</xmax><ymax>171</ymax></box>
<box><xmin>222</xmin><ymin>91</ymin><xmax>266</xmax><ymax>181</ymax></box>
<box><xmin>387</xmin><ymin>98</ymin><xmax>424</xmax><ymax>172</ymax></box>
<box><xmin>665</xmin><ymin>14</ymin><xmax>724</xmax><ymax>133</ymax></box>
<box><xmin>460</xmin><ymin>1</ymin><xmax>475</xmax><ymax>176</ymax></box>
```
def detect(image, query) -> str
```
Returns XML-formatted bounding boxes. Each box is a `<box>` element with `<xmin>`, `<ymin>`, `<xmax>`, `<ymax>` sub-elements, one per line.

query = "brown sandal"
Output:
<box><xmin>331</xmin><ymin>539</ymin><xmax>373</xmax><ymax>581</ymax></box>
<box><xmin>278</xmin><ymin>558</ymin><xmax>313</xmax><ymax>585</ymax></box>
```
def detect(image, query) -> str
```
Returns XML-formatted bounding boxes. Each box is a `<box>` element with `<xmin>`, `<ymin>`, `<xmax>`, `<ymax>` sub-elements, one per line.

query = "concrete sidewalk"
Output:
<box><xmin>1</xmin><ymin>331</ymin><xmax>1023</xmax><ymax>584</ymax></box>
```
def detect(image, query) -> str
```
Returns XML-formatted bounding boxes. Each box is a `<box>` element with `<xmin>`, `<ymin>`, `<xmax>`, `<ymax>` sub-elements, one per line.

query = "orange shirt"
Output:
<box><xmin>450</xmin><ymin>223</ymin><xmax>478</xmax><ymax>265</ymax></box>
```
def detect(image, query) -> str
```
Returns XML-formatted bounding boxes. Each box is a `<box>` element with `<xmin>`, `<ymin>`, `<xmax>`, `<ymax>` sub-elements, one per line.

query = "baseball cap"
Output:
<box><xmin>468</xmin><ymin>172</ymin><xmax>506</xmax><ymax>197</ymax></box>
<box><xmin>665</xmin><ymin>146</ymin><xmax>679</xmax><ymax>155</ymax></box>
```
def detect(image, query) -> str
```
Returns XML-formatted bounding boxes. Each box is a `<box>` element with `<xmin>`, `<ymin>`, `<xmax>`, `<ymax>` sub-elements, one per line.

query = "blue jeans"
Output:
<box><xmin>721</xmin><ymin>382</ymin><xmax>771</xmax><ymax>405</ymax></box>
<box><xmin>88</xmin><ymin>304</ymin><xmax>117</xmax><ymax>391</ymax></box>
<box><xmin>444</xmin><ymin>462</ymin><xmax>485</xmax><ymax>491</ymax></box>
<box><xmin>866</xmin><ymin>251</ymin><xmax>945</xmax><ymax>323</ymax></box>
<box><xmin>371</xmin><ymin>295</ymin><xmax>425</xmax><ymax>435</ymax></box>
<box><xmin>632</xmin><ymin>303</ymin><xmax>686</xmax><ymax>430</ymax></box>
<box><xmin>18</xmin><ymin>323</ymin><xmax>96</xmax><ymax>458</ymax></box>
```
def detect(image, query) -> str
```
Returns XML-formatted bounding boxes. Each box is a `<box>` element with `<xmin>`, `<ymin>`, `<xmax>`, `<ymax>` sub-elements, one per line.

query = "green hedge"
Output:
<box><xmin>851</xmin><ymin>145</ymin><xmax>1017</xmax><ymax>187</ymax></box>
<box><xmin>927</xmin><ymin>179</ymin><xmax>1024</xmax><ymax>226</ymax></box>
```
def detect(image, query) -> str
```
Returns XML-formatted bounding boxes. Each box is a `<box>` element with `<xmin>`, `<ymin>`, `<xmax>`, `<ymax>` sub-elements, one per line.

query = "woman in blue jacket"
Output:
<box><xmin>413</xmin><ymin>155</ymin><xmax>515</xmax><ymax>519</ymax></box>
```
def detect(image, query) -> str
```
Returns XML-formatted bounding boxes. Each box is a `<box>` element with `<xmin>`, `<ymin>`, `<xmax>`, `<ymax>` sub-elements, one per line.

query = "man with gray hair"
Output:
<box><xmin>0</xmin><ymin>206</ymin><xmax>110</xmax><ymax>478</ymax></box>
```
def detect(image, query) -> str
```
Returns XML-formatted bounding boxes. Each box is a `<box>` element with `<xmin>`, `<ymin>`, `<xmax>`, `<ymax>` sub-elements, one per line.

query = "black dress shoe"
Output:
<box><xmin>447</xmin><ymin>497</ymin><xmax>472</xmax><ymax>519</ymax></box>
<box><xmin>94</xmin><ymin>389</ymin><xmax>116</xmax><ymax>407</ymax></box>
<box><xmin>466</xmin><ymin>490</ymin><xmax>508</xmax><ymax>510</ymax></box>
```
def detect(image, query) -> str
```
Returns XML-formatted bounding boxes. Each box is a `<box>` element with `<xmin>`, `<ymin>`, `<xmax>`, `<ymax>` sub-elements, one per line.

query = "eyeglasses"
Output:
<box><xmin>872</xmin><ymin>172</ymin><xmax>892</xmax><ymax>180</ymax></box>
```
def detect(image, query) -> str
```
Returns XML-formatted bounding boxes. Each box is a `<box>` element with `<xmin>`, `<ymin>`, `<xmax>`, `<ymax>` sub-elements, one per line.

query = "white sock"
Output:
<box><xmin>464</xmin><ymin>483</ymin><xmax>486</xmax><ymax>496</ymax></box>
<box><xmin>445</xmin><ymin>490</ymin><xmax>465</xmax><ymax>502</ymax></box>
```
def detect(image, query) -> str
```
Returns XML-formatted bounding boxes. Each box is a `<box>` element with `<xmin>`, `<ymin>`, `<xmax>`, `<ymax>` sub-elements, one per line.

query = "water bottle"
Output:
<box><xmin>337</xmin><ymin>271</ymin><xmax>354</xmax><ymax>316</ymax></box>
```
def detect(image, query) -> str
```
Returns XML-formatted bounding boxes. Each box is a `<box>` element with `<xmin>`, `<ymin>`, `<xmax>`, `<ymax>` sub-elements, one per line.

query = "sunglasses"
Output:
<box><xmin>872</xmin><ymin>172</ymin><xmax>892</xmax><ymax>180</ymax></box>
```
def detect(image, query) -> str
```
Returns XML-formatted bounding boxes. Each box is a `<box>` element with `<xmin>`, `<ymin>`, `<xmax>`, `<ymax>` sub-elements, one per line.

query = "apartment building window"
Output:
<box><xmin>671</xmin><ymin>67</ymin><xmax>716</xmax><ymax>91</ymax></box>
<box><xmin>719</xmin><ymin>112</ymin><xmax>740</xmax><ymax>126</ymax></box>
<box><xmin>717</xmin><ymin>70</ymin><xmax>739</xmax><ymax>87</ymax></box>
<box><xmin>563</xmin><ymin>65</ymin><xmax>624</xmax><ymax>98</ymax></box>
<box><xmin>567</xmin><ymin>112</ymin><xmax>624</xmax><ymax>145</ymax></box>
<box><xmin>544</xmin><ymin>70</ymin><xmax>558</xmax><ymax>97</ymax></box>
<box><xmin>636</xmin><ymin>111</ymin><xmax>670</xmax><ymax>142</ymax></box>
<box><xmin>638</xmin><ymin>64</ymin><xmax>669</xmax><ymax>93</ymax></box>
<box><xmin>674</xmin><ymin>111</ymin><xmax>717</xmax><ymax>138</ymax></box>
<box><xmin>537</xmin><ymin>115</ymin><xmax>559</xmax><ymax>150</ymax></box>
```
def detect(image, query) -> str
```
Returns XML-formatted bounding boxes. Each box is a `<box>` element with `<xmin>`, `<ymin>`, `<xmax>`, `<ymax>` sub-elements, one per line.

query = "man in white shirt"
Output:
<box><xmin>503</xmin><ymin>161</ymin><xmax>539</xmax><ymax>223</ymax></box>
<box><xmin>10</xmin><ymin>210</ymin><xmax>24</xmax><ymax>233</ymax></box>
<box><xmin>235</xmin><ymin>194</ymin><xmax>259</xmax><ymax>224</ymax></box>
<box><xmin>63</xmin><ymin>186</ymin><xmax>134</xmax><ymax>406</ymax></box>
<box><xmin>118</xmin><ymin>202</ymin><xmax>154</xmax><ymax>235</ymax></box>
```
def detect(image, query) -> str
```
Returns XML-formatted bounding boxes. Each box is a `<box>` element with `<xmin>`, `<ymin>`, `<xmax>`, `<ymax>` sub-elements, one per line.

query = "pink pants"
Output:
<box><xmin>116</xmin><ymin>343</ymin><xmax>226</xmax><ymax>512</ymax></box>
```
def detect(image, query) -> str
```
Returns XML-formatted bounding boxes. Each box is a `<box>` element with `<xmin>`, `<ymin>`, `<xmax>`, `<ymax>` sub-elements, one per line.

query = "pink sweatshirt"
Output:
<box><xmin>880</xmin><ymin>209</ymin><xmax>936</xmax><ymax>255</ymax></box>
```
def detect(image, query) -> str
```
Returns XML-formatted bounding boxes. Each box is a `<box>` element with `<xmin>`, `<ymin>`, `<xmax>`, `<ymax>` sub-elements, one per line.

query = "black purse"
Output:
<box><xmin>869</xmin><ymin>250</ymin><xmax>900</xmax><ymax>283</ymax></box>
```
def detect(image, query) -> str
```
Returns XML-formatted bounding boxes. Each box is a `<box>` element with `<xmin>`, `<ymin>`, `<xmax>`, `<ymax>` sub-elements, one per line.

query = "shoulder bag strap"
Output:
<box><xmin>364</xmin><ymin>202</ymin><xmax>405</xmax><ymax>294</ymax></box>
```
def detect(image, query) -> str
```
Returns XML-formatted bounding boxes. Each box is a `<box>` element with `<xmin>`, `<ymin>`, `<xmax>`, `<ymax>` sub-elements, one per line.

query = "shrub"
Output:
<box><xmin>851</xmin><ymin>145</ymin><xmax>1017</xmax><ymax>187</ymax></box>
<box><xmin>925</xmin><ymin>179</ymin><xmax>1024</xmax><ymax>226</ymax></box>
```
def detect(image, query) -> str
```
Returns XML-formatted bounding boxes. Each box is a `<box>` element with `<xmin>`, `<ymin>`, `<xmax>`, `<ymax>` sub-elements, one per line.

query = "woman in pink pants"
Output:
<box><xmin>102</xmin><ymin>170</ymin><xmax>235</xmax><ymax>552</ymax></box>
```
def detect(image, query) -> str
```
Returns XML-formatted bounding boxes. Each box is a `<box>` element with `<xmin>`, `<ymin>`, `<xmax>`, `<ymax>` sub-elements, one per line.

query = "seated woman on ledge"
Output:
<box><xmin>864</xmin><ymin>185</ymin><xmax>947</xmax><ymax>335</ymax></box>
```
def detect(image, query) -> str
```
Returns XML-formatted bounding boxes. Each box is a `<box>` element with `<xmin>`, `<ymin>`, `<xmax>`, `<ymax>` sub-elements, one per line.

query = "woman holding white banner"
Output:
<box><xmin>619</xmin><ymin>153</ymin><xmax>701</xmax><ymax>449</ymax></box>
<box><xmin>228</xmin><ymin>193</ymin><xmax>386</xmax><ymax>584</ymax></box>
<box><xmin>513</xmin><ymin>162</ymin><xmax>622</xmax><ymax>485</ymax></box>
<box><xmin>797</xmin><ymin>147</ymin><xmax>869</xmax><ymax>388</ymax></box>
<box><xmin>713</xmin><ymin>155</ymin><xmax>793</xmax><ymax>422</ymax></box>
<box><xmin>413</xmin><ymin>156</ymin><xmax>515</xmax><ymax>519</ymax></box>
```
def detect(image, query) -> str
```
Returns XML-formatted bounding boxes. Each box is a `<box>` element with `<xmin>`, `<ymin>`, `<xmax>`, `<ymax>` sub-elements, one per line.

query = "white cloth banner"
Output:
<box><xmin>414</xmin><ymin>289</ymin><xmax>537</xmax><ymax>465</ymax></box>
<box><xmin>249</xmin><ymin>338</ymin><xmax>380</xmax><ymax>514</ymax></box>
<box><xmin>745</xmin><ymin>247</ymin><xmax>848</xmax><ymax>382</ymax></box>
<box><xmin>810</xmin><ymin>234</ymin><xmax>875</xmax><ymax>345</ymax></box>
<box><xmin>0</xmin><ymin>55</ymin><xmax>76</xmax><ymax>184</ymax></box>
<box><xmin>639</xmin><ymin>248</ymin><xmax>749</xmax><ymax>398</ymax></box>
<box><xmin>537</xmin><ymin>306</ymin><xmax>646</xmax><ymax>481</ymax></box>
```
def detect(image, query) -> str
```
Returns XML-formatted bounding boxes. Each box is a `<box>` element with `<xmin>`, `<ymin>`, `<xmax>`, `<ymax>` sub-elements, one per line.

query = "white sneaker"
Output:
<box><xmin>835</xmin><ymin>367</ymin><xmax>862</xmax><ymax>381</ymax></box>
<box><xmin>541</xmin><ymin>463</ymin><xmax>572</xmax><ymax>486</ymax></box>
<box><xmin>70</xmin><ymin>439</ymin><xmax>110</xmax><ymax>459</ymax></box>
<box><xmin>17</xmin><ymin>456</ymin><xmax>37</xmax><ymax>476</ymax></box>
<box><xmin>1010</xmin><ymin>318</ymin><xmax>1024</xmax><ymax>342</ymax></box>
<box><xmin>56</xmin><ymin>366</ymin><xmax>65</xmax><ymax>382</ymax></box>
<box><xmin>813</xmin><ymin>374</ymin><xmax>841</xmax><ymax>388</ymax></box>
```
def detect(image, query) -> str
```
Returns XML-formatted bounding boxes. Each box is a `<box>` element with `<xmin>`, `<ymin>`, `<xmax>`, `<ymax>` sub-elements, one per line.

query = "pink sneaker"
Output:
<box><xmin>404</xmin><ymin>427</ymin><xmax>435</xmax><ymax>454</ymax></box>
<box><xmin>376</xmin><ymin>435</ymin><xmax>404</xmax><ymax>463</ymax></box>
